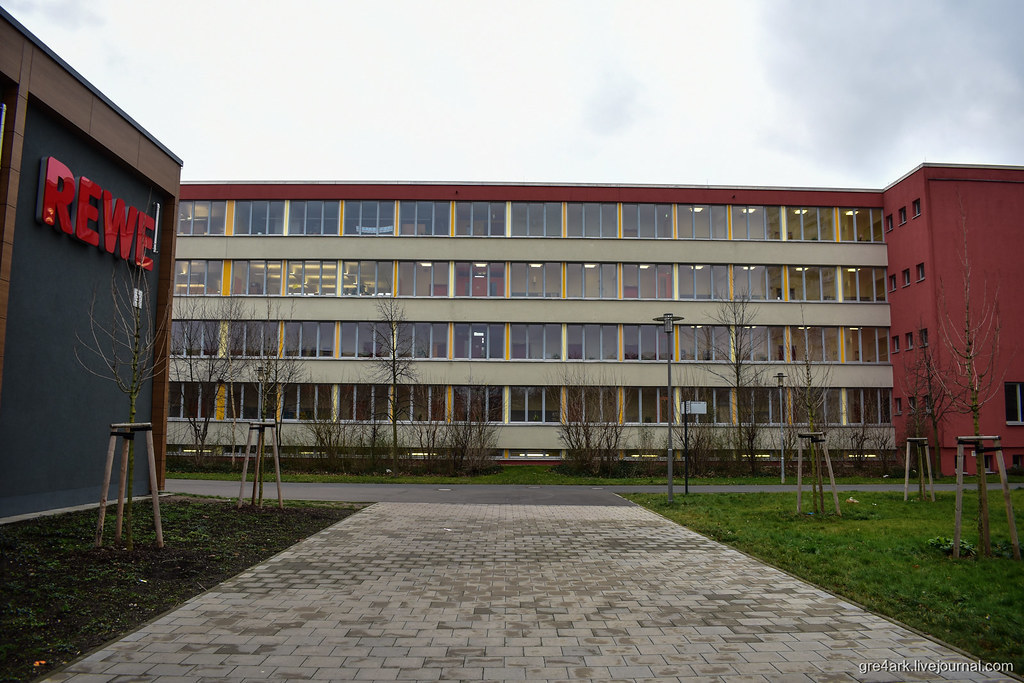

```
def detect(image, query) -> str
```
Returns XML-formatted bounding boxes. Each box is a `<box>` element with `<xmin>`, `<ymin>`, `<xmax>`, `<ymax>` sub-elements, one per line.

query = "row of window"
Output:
<box><xmin>175</xmin><ymin>259</ymin><xmax>888</xmax><ymax>303</ymax></box>
<box><xmin>170</xmin><ymin>320</ymin><xmax>892</xmax><ymax>364</ymax></box>
<box><xmin>885</xmin><ymin>198</ymin><xmax>922</xmax><ymax>231</ymax></box>
<box><xmin>178</xmin><ymin>199</ymin><xmax>887</xmax><ymax>243</ymax></box>
<box><xmin>169</xmin><ymin>381</ymin><xmax>892</xmax><ymax>426</ymax></box>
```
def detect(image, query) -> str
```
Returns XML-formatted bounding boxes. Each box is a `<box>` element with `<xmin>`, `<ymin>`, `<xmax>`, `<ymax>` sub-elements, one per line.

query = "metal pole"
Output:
<box><xmin>655</xmin><ymin>313</ymin><xmax>682</xmax><ymax>504</ymax></box>
<box><xmin>667</xmin><ymin>344</ymin><xmax>674</xmax><ymax>504</ymax></box>
<box><xmin>777</xmin><ymin>372</ymin><xmax>786</xmax><ymax>484</ymax></box>
<box><xmin>683</xmin><ymin>402</ymin><xmax>689</xmax><ymax>495</ymax></box>
<box><xmin>774</xmin><ymin>382</ymin><xmax>782</xmax><ymax>483</ymax></box>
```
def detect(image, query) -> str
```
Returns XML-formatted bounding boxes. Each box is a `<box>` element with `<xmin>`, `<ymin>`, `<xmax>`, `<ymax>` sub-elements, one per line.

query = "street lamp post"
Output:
<box><xmin>776</xmin><ymin>372</ymin><xmax>786</xmax><ymax>484</ymax></box>
<box><xmin>655</xmin><ymin>313</ymin><xmax>684</xmax><ymax>503</ymax></box>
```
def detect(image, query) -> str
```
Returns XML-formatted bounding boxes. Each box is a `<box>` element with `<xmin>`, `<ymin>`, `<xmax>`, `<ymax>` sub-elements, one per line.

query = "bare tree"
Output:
<box><xmin>76</xmin><ymin>262</ymin><xmax>164</xmax><ymax>550</ymax></box>
<box><xmin>558</xmin><ymin>367</ymin><xmax>627</xmax><ymax>476</ymax></box>
<box><xmin>169</xmin><ymin>297</ymin><xmax>245</xmax><ymax>465</ymax></box>
<box><xmin>791</xmin><ymin>341</ymin><xmax>836</xmax><ymax>514</ymax></box>
<box><xmin>708</xmin><ymin>297</ymin><xmax>770</xmax><ymax>474</ymax></box>
<box><xmin>447</xmin><ymin>384</ymin><xmax>500</xmax><ymax>474</ymax></box>
<box><xmin>939</xmin><ymin>199</ymin><xmax>1003</xmax><ymax>556</ymax></box>
<box><xmin>900</xmin><ymin>318</ymin><xmax>953</xmax><ymax>475</ymax></box>
<box><xmin>371</xmin><ymin>298</ymin><xmax>416</xmax><ymax>472</ymax></box>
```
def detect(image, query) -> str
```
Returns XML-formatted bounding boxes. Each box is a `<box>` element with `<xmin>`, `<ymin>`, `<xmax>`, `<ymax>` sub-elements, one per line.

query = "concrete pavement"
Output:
<box><xmin>44</xmin><ymin>493</ymin><xmax>1014</xmax><ymax>681</ymax></box>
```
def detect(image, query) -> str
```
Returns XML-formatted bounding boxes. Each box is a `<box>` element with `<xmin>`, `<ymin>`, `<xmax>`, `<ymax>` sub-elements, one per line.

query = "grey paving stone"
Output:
<box><xmin>42</xmin><ymin>503</ymin><xmax>998</xmax><ymax>682</ymax></box>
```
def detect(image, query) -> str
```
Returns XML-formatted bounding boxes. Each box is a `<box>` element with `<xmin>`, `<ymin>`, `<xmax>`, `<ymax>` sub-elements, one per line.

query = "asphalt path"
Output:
<box><xmin>165</xmin><ymin>478</ymin><xmax>1022</xmax><ymax>506</ymax></box>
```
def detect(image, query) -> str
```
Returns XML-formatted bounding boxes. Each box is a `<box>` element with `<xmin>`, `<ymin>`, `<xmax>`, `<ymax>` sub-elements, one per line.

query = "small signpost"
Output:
<box><xmin>681</xmin><ymin>400</ymin><xmax>706</xmax><ymax>495</ymax></box>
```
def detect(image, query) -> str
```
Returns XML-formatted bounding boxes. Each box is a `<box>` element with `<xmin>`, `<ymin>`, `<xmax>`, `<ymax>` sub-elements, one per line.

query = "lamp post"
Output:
<box><xmin>776</xmin><ymin>372</ymin><xmax>786</xmax><ymax>483</ymax></box>
<box><xmin>655</xmin><ymin>313</ymin><xmax>684</xmax><ymax>503</ymax></box>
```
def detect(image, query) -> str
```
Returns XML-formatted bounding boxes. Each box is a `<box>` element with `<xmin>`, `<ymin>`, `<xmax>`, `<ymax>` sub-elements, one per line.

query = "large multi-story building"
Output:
<box><xmin>171</xmin><ymin>165</ymin><xmax>1023</xmax><ymax>473</ymax></box>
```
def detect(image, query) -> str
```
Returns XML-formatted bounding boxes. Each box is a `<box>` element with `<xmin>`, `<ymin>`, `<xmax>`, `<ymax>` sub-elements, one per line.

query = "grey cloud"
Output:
<box><xmin>756</xmin><ymin>0</ymin><xmax>1024</xmax><ymax>182</ymax></box>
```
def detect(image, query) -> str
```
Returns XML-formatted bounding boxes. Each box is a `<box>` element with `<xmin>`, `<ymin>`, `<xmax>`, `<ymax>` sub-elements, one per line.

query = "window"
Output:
<box><xmin>510</xmin><ymin>262</ymin><xmax>561</xmax><ymax>297</ymax></box>
<box><xmin>789</xmin><ymin>266</ymin><xmax>837</xmax><ymax>301</ymax></box>
<box><xmin>919</xmin><ymin>328</ymin><xmax>928</xmax><ymax>347</ymax></box>
<box><xmin>451</xmin><ymin>385</ymin><xmax>503</xmax><ymax>422</ymax></box>
<box><xmin>509</xmin><ymin>324</ymin><xmax>561</xmax><ymax>359</ymax></box>
<box><xmin>623</xmin><ymin>387</ymin><xmax>670</xmax><ymax>424</ymax></box>
<box><xmin>622</xmin><ymin>324</ymin><xmax>670</xmax><ymax>360</ymax></box>
<box><xmin>339</xmin><ymin>322</ymin><xmax>378</xmax><ymax>358</ymax></box>
<box><xmin>174</xmin><ymin>260</ymin><xmax>223</xmax><ymax>296</ymax></box>
<box><xmin>678</xmin><ymin>387</ymin><xmax>731</xmax><ymax>424</ymax></box>
<box><xmin>839</xmin><ymin>208</ymin><xmax>882</xmax><ymax>243</ymax></box>
<box><xmin>566</xmin><ymin>324</ymin><xmax>618</xmax><ymax>360</ymax></box>
<box><xmin>399</xmin><ymin>201</ymin><xmax>450</xmax><ymax>236</ymax></box>
<box><xmin>226</xmin><ymin>321</ymin><xmax>280</xmax><ymax>358</ymax></box>
<box><xmin>676</xmin><ymin>204</ymin><xmax>727</xmax><ymax>239</ymax></box>
<box><xmin>231</xmin><ymin>260</ymin><xmax>283</xmax><ymax>295</ymax></box>
<box><xmin>282</xmin><ymin>321</ymin><xmax>335</xmax><ymax>358</ymax></box>
<box><xmin>178</xmin><ymin>200</ymin><xmax>226</xmax><ymax>235</ymax></box>
<box><xmin>733</xmin><ymin>325</ymin><xmax>772</xmax><ymax>362</ymax></box>
<box><xmin>509</xmin><ymin>386</ymin><xmax>560</xmax><ymax>422</ymax></box>
<box><xmin>170</xmin><ymin>320</ymin><xmax>220</xmax><ymax>357</ymax></box>
<box><xmin>679</xmin><ymin>325</ymin><xmax>729</xmax><ymax>361</ymax></box>
<box><xmin>234</xmin><ymin>200</ymin><xmax>285</xmax><ymax>235</ymax></box>
<box><xmin>621</xmin><ymin>203</ymin><xmax>672</xmax><ymax>239</ymax></box>
<box><xmin>894</xmin><ymin>397</ymin><xmax>902</xmax><ymax>415</ymax></box>
<box><xmin>885</xmin><ymin>214</ymin><xmax>893</xmax><ymax>232</ymax></box>
<box><xmin>452</xmin><ymin>323</ymin><xmax>505</xmax><ymax>359</ymax></box>
<box><xmin>511</xmin><ymin>202</ymin><xmax>562</xmax><ymax>237</ymax></box>
<box><xmin>892</xmin><ymin>335</ymin><xmax>900</xmax><ymax>353</ymax></box>
<box><xmin>341</xmin><ymin>260</ymin><xmax>393</xmax><ymax>296</ymax></box>
<box><xmin>906</xmin><ymin>332</ymin><xmax>914</xmax><ymax>350</ymax></box>
<box><xmin>288</xmin><ymin>200</ymin><xmax>340</xmax><ymax>235</ymax></box>
<box><xmin>344</xmin><ymin>200</ymin><xmax>395</xmax><ymax>235</ymax></box>
<box><xmin>565</xmin><ymin>203</ymin><xmax>617</xmax><ymax>238</ymax></box>
<box><xmin>734</xmin><ymin>265</ymin><xmax>784</xmax><ymax>300</ymax></box>
<box><xmin>843</xmin><ymin>327</ymin><xmax>887</xmax><ymax>363</ymax></box>
<box><xmin>916</xmin><ymin>262</ymin><xmax>925</xmax><ymax>281</ymax></box>
<box><xmin>338</xmin><ymin>384</ymin><xmax>388</xmax><ymax>421</ymax></box>
<box><xmin>453</xmin><ymin>261</ymin><xmax>505</xmax><ymax>297</ymax></box>
<box><xmin>912</xmin><ymin>199</ymin><xmax>921</xmax><ymax>217</ymax></box>
<box><xmin>787</xmin><ymin>207</ymin><xmax>833</xmax><ymax>241</ymax></box>
<box><xmin>286</xmin><ymin>260</ymin><xmax>337</xmax><ymax>296</ymax></box>
<box><xmin>731</xmin><ymin>206</ymin><xmax>772</xmax><ymax>240</ymax></box>
<box><xmin>405</xmin><ymin>385</ymin><xmax>446</xmax><ymax>422</ymax></box>
<box><xmin>621</xmin><ymin>264</ymin><xmax>672</xmax><ymax>299</ymax></box>
<box><xmin>790</xmin><ymin>326</ymin><xmax>839</xmax><ymax>363</ymax></box>
<box><xmin>279</xmin><ymin>384</ymin><xmax>333</xmax><ymax>420</ymax></box>
<box><xmin>679</xmin><ymin>264</ymin><xmax>728</xmax><ymax>300</ymax></box>
<box><xmin>842</xmin><ymin>267</ymin><xmax>886</xmax><ymax>302</ymax></box>
<box><xmin>455</xmin><ymin>202</ymin><xmax>505</xmax><ymax>237</ymax></box>
<box><xmin>902</xmin><ymin>268</ymin><xmax>911</xmax><ymax>286</ymax></box>
<box><xmin>898</xmin><ymin>207</ymin><xmax>907</xmax><ymax>224</ymax></box>
<box><xmin>398</xmin><ymin>261</ymin><xmax>449</xmax><ymax>297</ymax></box>
<box><xmin>888</xmin><ymin>274</ymin><xmax>897</xmax><ymax>292</ymax></box>
<box><xmin>409</xmin><ymin>322</ymin><xmax>448</xmax><ymax>359</ymax></box>
<box><xmin>565</xmin><ymin>263</ymin><xmax>617</xmax><ymax>298</ymax></box>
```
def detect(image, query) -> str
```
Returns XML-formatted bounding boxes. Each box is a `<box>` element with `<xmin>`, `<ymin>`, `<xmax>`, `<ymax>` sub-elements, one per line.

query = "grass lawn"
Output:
<box><xmin>0</xmin><ymin>497</ymin><xmax>359</xmax><ymax>683</ymax></box>
<box><xmin>627</xmin><ymin>488</ymin><xmax>1024</xmax><ymax>673</ymax></box>
<box><xmin>167</xmin><ymin>464</ymin><xmax>1019</xmax><ymax>486</ymax></box>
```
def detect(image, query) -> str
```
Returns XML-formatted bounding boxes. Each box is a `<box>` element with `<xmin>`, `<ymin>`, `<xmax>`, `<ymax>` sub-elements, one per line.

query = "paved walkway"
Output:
<box><xmin>46</xmin><ymin>502</ymin><xmax>1011</xmax><ymax>682</ymax></box>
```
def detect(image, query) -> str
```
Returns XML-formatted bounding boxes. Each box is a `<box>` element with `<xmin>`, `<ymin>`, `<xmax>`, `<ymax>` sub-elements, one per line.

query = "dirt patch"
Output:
<box><xmin>0</xmin><ymin>497</ymin><xmax>360</xmax><ymax>682</ymax></box>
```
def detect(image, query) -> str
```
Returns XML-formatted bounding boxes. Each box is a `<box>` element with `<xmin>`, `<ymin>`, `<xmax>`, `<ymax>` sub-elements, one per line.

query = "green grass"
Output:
<box><xmin>627</xmin><ymin>489</ymin><xmax>1024</xmax><ymax>672</ymax></box>
<box><xmin>167</xmin><ymin>464</ymin><xmax>972</xmax><ymax>486</ymax></box>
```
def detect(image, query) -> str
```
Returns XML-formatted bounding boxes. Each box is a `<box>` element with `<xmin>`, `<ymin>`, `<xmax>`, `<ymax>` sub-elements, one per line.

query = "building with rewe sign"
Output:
<box><xmin>0</xmin><ymin>8</ymin><xmax>181</xmax><ymax>517</ymax></box>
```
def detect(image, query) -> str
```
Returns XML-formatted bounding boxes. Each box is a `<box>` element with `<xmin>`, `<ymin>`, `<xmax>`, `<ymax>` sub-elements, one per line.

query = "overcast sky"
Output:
<box><xmin>5</xmin><ymin>0</ymin><xmax>1023</xmax><ymax>188</ymax></box>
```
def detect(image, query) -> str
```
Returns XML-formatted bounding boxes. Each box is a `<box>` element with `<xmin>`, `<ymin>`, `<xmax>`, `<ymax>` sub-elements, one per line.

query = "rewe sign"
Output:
<box><xmin>36</xmin><ymin>156</ymin><xmax>155</xmax><ymax>270</ymax></box>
